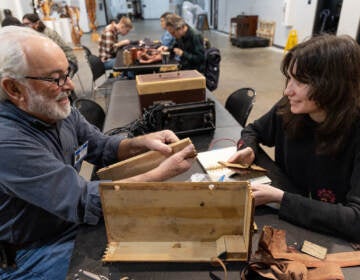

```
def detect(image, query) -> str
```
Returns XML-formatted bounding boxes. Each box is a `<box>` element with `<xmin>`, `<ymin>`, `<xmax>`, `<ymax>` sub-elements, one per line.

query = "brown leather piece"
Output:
<box><xmin>246</xmin><ymin>226</ymin><xmax>354</xmax><ymax>279</ymax></box>
<box><xmin>136</xmin><ymin>49</ymin><xmax>162</xmax><ymax>64</ymax></box>
<box><xmin>260</xmin><ymin>226</ymin><xmax>360</xmax><ymax>268</ymax></box>
<box><xmin>308</xmin><ymin>263</ymin><xmax>344</xmax><ymax>280</ymax></box>
<box><xmin>255</xmin><ymin>261</ymin><xmax>307</xmax><ymax>280</ymax></box>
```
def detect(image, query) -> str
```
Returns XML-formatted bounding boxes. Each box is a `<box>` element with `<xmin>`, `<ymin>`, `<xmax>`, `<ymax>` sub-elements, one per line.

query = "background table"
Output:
<box><xmin>113</xmin><ymin>50</ymin><xmax>178</xmax><ymax>74</ymax></box>
<box><xmin>67</xmin><ymin>81</ymin><xmax>360</xmax><ymax>279</ymax></box>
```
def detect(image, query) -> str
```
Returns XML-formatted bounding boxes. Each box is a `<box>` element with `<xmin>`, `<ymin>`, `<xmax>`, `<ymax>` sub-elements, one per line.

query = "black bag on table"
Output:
<box><xmin>205</xmin><ymin>47</ymin><xmax>221</xmax><ymax>91</ymax></box>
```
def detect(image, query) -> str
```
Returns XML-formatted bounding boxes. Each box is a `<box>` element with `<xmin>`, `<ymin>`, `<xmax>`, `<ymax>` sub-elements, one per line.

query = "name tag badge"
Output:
<box><xmin>74</xmin><ymin>141</ymin><xmax>88</xmax><ymax>166</ymax></box>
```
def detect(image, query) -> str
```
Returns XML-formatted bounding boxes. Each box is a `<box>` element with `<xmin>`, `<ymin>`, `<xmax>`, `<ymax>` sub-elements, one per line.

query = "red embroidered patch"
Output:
<box><xmin>317</xmin><ymin>188</ymin><xmax>336</xmax><ymax>203</ymax></box>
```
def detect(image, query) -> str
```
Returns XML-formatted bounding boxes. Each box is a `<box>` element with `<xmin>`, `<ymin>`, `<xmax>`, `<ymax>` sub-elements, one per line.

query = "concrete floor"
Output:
<box><xmin>75</xmin><ymin>19</ymin><xmax>284</xmax><ymax>177</ymax></box>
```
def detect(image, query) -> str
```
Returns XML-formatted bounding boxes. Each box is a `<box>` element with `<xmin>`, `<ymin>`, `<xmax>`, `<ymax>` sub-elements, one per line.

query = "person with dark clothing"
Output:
<box><xmin>0</xmin><ymin>26</ymin><xmax>195</xmax><ymax>279</ymax></box>
<box><xmin>1</xmin><ymin>15</ymin><xmax>22</xmax><ymax>27</ymax></box>
<box><xmin>161</xmin><ymin>14</ymin><xmax>205</xmax><ymax>73</ymax></box>
<box><xmin>228</xmin><ymin>34</ymin><xmax>360</xmax><ymax>242</ymax></box>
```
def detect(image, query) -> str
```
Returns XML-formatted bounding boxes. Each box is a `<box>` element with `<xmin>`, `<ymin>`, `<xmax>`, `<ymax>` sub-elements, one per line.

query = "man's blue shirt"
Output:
<box><xmin>0</xmin><ymin>101</ymin><xmax>123</xmax><ymax>245</ymax></box>
<box><xmin>161</xmin><ymin>30</ymin><xmax>175</xmax><ymax>47</ymax></box>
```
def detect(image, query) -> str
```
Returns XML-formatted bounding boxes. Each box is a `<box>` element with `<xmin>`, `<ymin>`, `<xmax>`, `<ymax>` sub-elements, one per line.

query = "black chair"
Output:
<box><xmin>82</xmin><ymin>45</ymin><xmax>115</xmax><ymax>109</ymax></box>
<box><xmin>82</xmin><ymin>45</ymin><xmax>92</xmax><ymax>57</ymax></box>
<box><xmin>225</xmin><ymin>87</ymin><xmax>256</xmax><ymax>127</ymax></box>
<box><xmin>73</xmin><ymin>98</ymin><xmax>106</xmax><ymax>131</ymax></box>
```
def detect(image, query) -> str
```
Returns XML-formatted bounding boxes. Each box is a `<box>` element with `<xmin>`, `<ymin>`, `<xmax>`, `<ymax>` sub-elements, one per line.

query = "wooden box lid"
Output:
<box><xmin>97</xmin><ymin>138</ymin><xmax>195</xmax><ymax>181</ymax></box>
<box><xmin>136</xmin><ymin>70</ymin><xmax>206</xmax><ymax>95</ymax></box>
<box><xmin>99</xmin><ymin>181</ymin><xmax>254</xmax><ymax>262</ymax></box>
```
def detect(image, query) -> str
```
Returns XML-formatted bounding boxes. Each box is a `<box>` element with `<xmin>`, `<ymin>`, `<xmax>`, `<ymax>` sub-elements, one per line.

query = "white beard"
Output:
<box><xmin>27</xmin><ymin>86</ymin><xmax>71</xmax><ymax>121</ymax></box>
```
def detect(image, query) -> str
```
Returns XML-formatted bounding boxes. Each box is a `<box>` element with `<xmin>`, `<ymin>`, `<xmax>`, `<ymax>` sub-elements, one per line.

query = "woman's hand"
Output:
<box><xmin>251</xmin><ymin>184</ymin><xmax>284</xmax><ymax>206</ymax></box>
<box><xmin>227</xmin><ymin>147</ymin><xmax>255</xmax><ymax>166</ymax></box>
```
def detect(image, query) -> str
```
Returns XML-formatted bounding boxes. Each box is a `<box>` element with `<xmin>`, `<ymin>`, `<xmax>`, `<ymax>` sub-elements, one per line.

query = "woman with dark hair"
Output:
<box><xmin>229</xmin><ymin>34</ymin><xmax>360</xmax><ymax>241</ymax></box>
<box><xmin>22</xmin><ymin>13</ymin><xmax>78</xmax><ymax>74</ymax></box>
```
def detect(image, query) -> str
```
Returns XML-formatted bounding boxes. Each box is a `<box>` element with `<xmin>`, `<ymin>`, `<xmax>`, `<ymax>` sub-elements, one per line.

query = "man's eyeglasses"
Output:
<box><xmin>24</xmin><ymin>68</ymin><xmax>73</xmax><ymax>87</ymax></box>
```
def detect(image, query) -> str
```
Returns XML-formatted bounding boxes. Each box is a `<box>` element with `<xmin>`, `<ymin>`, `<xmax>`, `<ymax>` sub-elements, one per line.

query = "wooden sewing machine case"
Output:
<box><xmin>99</xmin><ymin>181</ymin><xmax>254</xmax><ymax>263</ymax></box>
<box><xmin>136</xmin><ymin>70</ymin><xmax>206</xmax><ymax>111</ymax></box>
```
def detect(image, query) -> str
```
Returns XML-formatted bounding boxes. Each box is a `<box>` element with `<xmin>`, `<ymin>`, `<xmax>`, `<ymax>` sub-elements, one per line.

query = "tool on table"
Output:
<box><xmin>217</xmin><ymin>161</ymin><xmax>267</xmax><ymax>172</ymax></box>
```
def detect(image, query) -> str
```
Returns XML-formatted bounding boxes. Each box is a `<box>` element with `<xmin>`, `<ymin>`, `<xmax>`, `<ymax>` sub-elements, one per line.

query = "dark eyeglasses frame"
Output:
<box><xmin>24</xmin><ymin>68</ymin><xmax>73</xmax><ymax>87</ymax></box>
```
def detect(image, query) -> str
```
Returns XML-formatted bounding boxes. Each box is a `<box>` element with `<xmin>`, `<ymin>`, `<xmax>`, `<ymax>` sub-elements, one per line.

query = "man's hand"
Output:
<box><xmin>157</xmin><ymin>46</ymin><xmax>168</xmax><ymax>52</ymax></box>
<box><xmin>119</xmin><ymin>143</ymin><xmax>196</xmax><ymax>182</ymax></box>
<box><xmin>115</xmin><ymin>39</ymin><xmax>130</xmax><ymax>48</ymax></box>
<box><xmin>140</xmin><ymin>130</ymin><xmax>179</xmax><ymax>154</ymax></box>
<box><xmin>117</xmin><ymin>130</ymin><xmax>179</xmax><ymax>160</ymax></box>
<box><xmin>173</xmin><ymin>48</ymin><xmax>183</xmax><ymax>57</ymax></box>
<box><xmin>149</xmin><ymin>144</ymin><xmax>196</xmax><ymax>181</ymax></box>
<box><xmin>251</xmin><ymin>184</ymin><xmax>284</xmax><ymax>206</ymax></box>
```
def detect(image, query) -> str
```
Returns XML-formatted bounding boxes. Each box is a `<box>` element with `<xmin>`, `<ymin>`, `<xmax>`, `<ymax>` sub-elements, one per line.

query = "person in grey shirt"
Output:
<box><xmin>0</xmin><ymin>26</ymin><xmax>195</xmax><ymax>280</ymax></box>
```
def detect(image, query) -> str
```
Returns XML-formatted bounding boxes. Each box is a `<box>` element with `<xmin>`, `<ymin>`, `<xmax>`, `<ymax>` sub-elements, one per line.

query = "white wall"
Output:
<box><xmin>217</xmin><ymin>0</ymin><xmax>359</xmax><ymax>47</ymax></box>
<box><xmin>96</xmin><ymin>0</ymin><xmax>107</xmax><ymax>26</ymax></box>
<box><xmin>337</xmin><ymin>0</ymin><xmax>360</xmax><ymax>38</ymax></box>
<box><xmin>274</xmin><ymin>0</ymin><xmax>317</xmax><ymax>46</ymax></box>
<box><xmin>217</xmin><ymin>0</ymin><xmax>249</xmax><ymax>33</ymax></box>
<box><xmin>217</xmin><ymin>0</ymin><xmax>317</xmax><ymax>47</ymax></box>
<box><xmin>142</xmin><ymin>0</ymin><xmax>169</xmax><ymax>19</ymax></box>
<box><xmin>0</xmin><ymin>0</ymin><xmax>32</xmax><ymax>20</ymax></box>
<box><xmin>68</xmin><ymin>0</ymin><xmax>91</xmax><ymax>33</ymax></box>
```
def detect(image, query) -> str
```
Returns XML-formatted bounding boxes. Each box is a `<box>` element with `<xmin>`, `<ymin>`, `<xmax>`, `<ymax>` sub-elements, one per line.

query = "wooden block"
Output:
<box><xmin>97</xmin><ymin>138</ymin><xmax>196</xmax><ymax>180</ymax></box>
<box><xmin>216</xmin><ymin>235</ymin><xmax>247</xmax><ymax>259</ymax></box>
<box><xmin>301</xmin><ymin>240</ymin><xmax>327</xmax><ymax>260</ymax></box>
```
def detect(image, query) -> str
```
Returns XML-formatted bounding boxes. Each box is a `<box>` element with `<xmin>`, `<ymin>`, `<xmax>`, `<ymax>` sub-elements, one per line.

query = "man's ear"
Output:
<box><xmin>1</xmin><ymin>78</ymin><xmax>25</xmax><ymax>103</ymax></box>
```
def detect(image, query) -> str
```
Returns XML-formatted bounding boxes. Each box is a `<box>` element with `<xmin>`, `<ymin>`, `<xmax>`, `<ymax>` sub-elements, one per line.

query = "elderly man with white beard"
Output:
<box><xmin>0</xmin><ymin>26</ymin><xmax>195</xmax><ymax>280</ymax></box>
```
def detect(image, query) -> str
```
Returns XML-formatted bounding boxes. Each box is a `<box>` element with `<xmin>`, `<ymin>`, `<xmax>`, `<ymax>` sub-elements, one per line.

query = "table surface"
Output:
<box><xmin>67</xmin><ymin>81</ymin><xmax>360</xmax><ymax>280</ymax></box>
<box><xmin>113</xmin><ymin>50</ymin><xmax>178</xmax><ymax>73</ymax></box>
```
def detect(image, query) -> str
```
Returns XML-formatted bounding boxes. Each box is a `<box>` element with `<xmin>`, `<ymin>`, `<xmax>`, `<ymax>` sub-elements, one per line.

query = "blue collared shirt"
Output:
<box><xmin>161</xmin><ymin>30</ymin><xmax>175</xmax><ymax>47</ymax></box>
<box><xmin>0</xmin><ymin>101</ymin><xmax>123</xmax><ymax>245</ymax></box>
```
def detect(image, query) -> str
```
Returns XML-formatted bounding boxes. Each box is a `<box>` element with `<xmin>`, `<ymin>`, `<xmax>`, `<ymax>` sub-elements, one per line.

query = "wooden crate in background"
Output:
<box><xmin>256</xmin><ymin>20</ymin><xmax>276</xmax><ymax>46</ymax></box>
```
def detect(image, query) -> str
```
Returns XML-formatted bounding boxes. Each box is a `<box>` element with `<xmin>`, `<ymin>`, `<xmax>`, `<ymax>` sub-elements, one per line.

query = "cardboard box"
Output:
<box><xmin>99</xmin><ymin>181</ymin><xmax>254</xmax><ymax>262</ymax></box>
<box><xmin>136</xmin><ymin>70</ymin><xmax>206</xmax><ymax>111</ymax></box>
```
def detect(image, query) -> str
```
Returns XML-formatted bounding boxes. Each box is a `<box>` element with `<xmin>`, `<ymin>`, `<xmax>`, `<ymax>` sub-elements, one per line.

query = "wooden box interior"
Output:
<box><xmin>99</xmin><ymin>181</ymin><xmax>254</xmax><ymax>263</ymax></box>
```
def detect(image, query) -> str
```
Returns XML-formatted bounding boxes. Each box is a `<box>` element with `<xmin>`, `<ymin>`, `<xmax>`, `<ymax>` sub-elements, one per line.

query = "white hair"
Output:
<box><xmin>0</xmin><ymin>26</ymin><xmax>47</xmax><ymax>101</ymax></box>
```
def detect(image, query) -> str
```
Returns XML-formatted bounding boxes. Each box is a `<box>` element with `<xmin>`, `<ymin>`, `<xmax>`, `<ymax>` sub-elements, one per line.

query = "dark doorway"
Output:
<box><xmin>312</xmin><ymin>0</ymin><xmax>342</xmax><ymax>35</ymax></box>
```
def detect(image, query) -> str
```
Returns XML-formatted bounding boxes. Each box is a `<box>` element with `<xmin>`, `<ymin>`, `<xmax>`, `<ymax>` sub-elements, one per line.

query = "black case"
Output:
<box><xmin>152</xmin><ymin>99</ymin><xmax>216</xmax><ymax>137</ymax></box>
<box><xmin>231</xmin><ymin>36</ymin><xmax>269</xmax><ymax>48</ymax></box>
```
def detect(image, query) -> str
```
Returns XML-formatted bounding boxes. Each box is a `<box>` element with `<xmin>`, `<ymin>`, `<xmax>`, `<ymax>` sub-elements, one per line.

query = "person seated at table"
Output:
<box><xmin>1</xmin><ymin>15</ymin><xmax>22</xmax><ymax>27</ymax></box>
<box><xmin>228</xmin><ymin>34</ymin><xmax>360</xmax><ymax>242</ymax></box>
<box><xmin>0</xmin><ymin>26</ymin><xmax>196</xmax><ymax>279</ymax></box>
<box><xmin>161</xmin><ymin>14</ymin><xmax>205</xmax><ymax>73</ymax></box>
<box><xmin>159</xmin><ymin>12</ymin><xmax>175</xmax><ymax>48</ymax></box>
<box><xmin>22</xmin><ymin>13</ymin><xmax>79</xmax><ymax>75</ymax></box>
<box><xmin>99</xmin><ymin>16</ymin><xmax>133</xmax><ymax>70</ymax></box>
